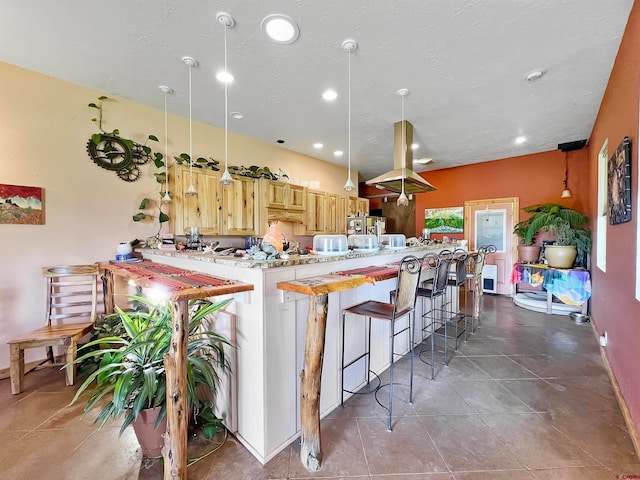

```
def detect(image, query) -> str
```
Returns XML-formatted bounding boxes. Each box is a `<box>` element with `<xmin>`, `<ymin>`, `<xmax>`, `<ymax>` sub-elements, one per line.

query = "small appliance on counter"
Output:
<box><xmin>346</xmin><ymin>216</ymin><xmax>386</xmax><ymax>236</ymax></box>
<box><xmin>185</xmin><ymin>227</ymin><xmax>203</xmax><ymax>251</ymax></box>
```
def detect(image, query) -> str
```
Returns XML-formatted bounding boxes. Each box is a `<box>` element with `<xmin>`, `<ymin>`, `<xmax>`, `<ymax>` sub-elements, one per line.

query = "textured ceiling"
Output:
<box><xmin>0</xmin><ymin>0</ymin><xmax>633</xmax><ymax>182</ymax></box>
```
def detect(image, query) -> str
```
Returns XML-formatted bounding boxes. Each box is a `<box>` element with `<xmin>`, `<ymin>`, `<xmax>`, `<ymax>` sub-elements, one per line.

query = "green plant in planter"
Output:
<box><xmin>68</xmin><ymin>295</ymin><xmax>231</xmax><ymax>436</ymax></box>
<box><xmin>513</xmin><ymin>203</ymin><xmax>592</xmax><ymax>265</ymax></box>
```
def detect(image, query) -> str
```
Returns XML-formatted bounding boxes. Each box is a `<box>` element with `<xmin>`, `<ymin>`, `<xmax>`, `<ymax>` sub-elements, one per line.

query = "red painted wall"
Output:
<box><xmin>588</xmin><ymin>0</ymin><xmax>640</xmax><ymax>433</ymax></box>
<box><xmin>361</xmin><ymin>147</ymin><xmax>589</xmax><ymax>239</ymax></box>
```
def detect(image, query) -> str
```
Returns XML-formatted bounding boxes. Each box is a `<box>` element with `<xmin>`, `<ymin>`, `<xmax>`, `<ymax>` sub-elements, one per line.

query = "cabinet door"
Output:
<box><xmin>171</xmin><ymin>165</ymin><xmax>222</xmax><ymax>235</ymax></box>
<box><xmin>325</xmin><ymin>193</ymin><xmax>338</xmax><ymax>234</ymax></box>
<box><xmin>264</xmin><ymin>180</ymin><xmax>287</xmax><ymax>209</ymax></box>
<box><xmin>357</xmin><ymin>198</ymin><xmax>370</xmax><ymax>216</ymax></box>
<box><xmin>338</xmin><ymin>196</ymin><xmax>347</xmax><ymax>234</ymax></box>
<box><xmin>347</xmin><ymin>196</ymin><xmax>358</xmax><ymax>216</ymax></box>
<box><xmin>287</xmin><ymin>184</ymin><xmax>307</xmax><ymax>210</ymax></box>
<box><xmin>223</xmin><ymin>176</ymin><xmax>257</xmax><ymax>236</ymax></box>
<box><xmin>306</xmin><ymin>190</ymin><xmax>327</xmax><ymax>234</ymax></box>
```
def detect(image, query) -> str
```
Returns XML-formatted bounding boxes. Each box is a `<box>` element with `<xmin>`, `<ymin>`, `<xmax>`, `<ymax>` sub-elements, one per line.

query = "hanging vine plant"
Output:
<box><xmin>173</xmin><ymin>153</ymin><xmax>288</xmax><ymax>181</ymax></box>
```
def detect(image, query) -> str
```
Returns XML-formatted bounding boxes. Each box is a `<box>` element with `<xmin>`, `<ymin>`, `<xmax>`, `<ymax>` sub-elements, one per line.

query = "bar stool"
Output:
<box><xmin>340</xmin><ymin>255</ymin><xmax>423</xmax><ymax>431</ymax></box>
<box><xmin>443</xmin><ymin>249</ymin><xmax>470</xmax><ymax>348</ymax></box>
<box><xmin>465</xmin><ymin>244</ymin><xmax>496</xmax><ymax>333</ymax></box>
<box><xmin>417</xmin><ymin>251</ymin><xmax>454</xmax><ymax>379</ymax></box>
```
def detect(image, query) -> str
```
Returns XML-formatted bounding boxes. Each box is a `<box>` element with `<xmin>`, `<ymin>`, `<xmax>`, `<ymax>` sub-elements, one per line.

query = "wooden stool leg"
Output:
<box><xmin>9</xmin><ymin>344</ymin><xmax>24</xmax><ymax>395</ymax></box>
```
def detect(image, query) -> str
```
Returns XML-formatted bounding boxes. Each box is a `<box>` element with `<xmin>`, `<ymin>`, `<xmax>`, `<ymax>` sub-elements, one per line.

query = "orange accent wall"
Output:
<box><xmin>587</xmin><ymin>0</ymin><xmax>640</xmax><ymax>436</ymax></box>
<box><xmin>361</xmin><ymin>147</ymin><xmax>589</xmax><ymax>238</ymax></box>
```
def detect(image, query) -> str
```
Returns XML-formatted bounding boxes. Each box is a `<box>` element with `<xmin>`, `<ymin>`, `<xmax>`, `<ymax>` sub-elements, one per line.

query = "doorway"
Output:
<box><xmin>464</xmin><ymin>198</ymin><xmax>518</xmax><ymax>295</ymax></box>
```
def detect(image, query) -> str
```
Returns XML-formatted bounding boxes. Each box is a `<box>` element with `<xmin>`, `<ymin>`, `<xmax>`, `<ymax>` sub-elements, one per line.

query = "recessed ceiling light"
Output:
<box><xmin>216</xmin><ymin>70</ymin><xmax>234</xmax><ymax>83</ymax></box>
<box><xmin>334</xmin><ymin>150</ymin><xmax>343</xmax><ymax>157</ymax></box>
<box><xmin>525</xmin><ymin>69</ymin><xmax>546</xmax><ymax>82</ymax></box>
<box><xmin>313</xmin><ymin>143</ymin><xmax>323</xmax><ymax>149</ymax></box>
<box><xmin>411</xmin><ymin>143</ymin><xmax>419</xmax><ymax>150</ymax></box>
<box><xmin>415</xmin><ymin>157</ymin><xmax>433</xmax><ymax>165</ymax></box>
<box><xmin>277</xmin><ymin>139</ymin><xmax>285</xmax><ymax>144</ymax></box>
<box><xmin>230</xmin><ymin>111</ymin><xmax>243</xmax><ymax>119</ymax></box>
<box><xmin>515</xmin><ymin>135</ymin><xmax>527</xmax><ymax>145</ymax></box>
<box><xmin>322</xmin><ymin>89</ymin><xmax>338</xmax><ymax>101</ymax></box>
<box><xmin>261</xmin><ymin>14</ymin><xmax>300</xmax><ymax>44</ymax></box>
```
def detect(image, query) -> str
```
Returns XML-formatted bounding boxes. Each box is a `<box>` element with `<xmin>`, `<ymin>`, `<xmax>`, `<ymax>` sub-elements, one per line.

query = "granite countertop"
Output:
<box><xmin>140</xmin><ymin>242</ymin><xmax>461</xmax><ymax>269</ymax></box>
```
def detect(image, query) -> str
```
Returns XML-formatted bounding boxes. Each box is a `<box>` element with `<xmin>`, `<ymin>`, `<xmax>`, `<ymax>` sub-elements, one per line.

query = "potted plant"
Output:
<box><xmin>69</xmin><ymin>295</ymin><xmax>232</xmax><ymax>458</ymax></box>
<box><xmin>513</xmin><ymin>203</ymin><xmax>592</xmax><ymax>268</ymax></box>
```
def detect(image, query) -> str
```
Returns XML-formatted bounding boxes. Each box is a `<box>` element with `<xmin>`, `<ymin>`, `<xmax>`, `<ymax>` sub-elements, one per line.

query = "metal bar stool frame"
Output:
<box><xmin>340</xmin><ymin>255</ymin><xmax>423</xmax><ymax>431</ymax></box>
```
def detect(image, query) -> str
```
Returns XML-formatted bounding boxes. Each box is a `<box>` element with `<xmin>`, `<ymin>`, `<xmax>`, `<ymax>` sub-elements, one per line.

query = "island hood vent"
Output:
<box><xmin>365</xmin><ymin>120</ymin><xmax>436</xmax><ymax>194</ymax></box>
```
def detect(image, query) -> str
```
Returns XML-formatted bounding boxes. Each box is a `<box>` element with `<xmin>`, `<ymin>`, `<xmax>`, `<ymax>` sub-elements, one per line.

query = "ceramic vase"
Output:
<box><xmin>262</xmin><ymin>222</ymin><xmax>283</xmax><ymax>252</ymax></box>
<box><xmin>131</xmin><ymin>406</ymin><xmax>167</xmax><ymax>458</ymax></box>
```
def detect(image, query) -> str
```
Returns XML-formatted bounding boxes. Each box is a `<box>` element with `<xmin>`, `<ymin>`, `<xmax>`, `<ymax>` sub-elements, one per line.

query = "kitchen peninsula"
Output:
<box><xmin>141</xmin><ymin>243</ymin><xmax>459</xmax><ymax>464</ymax></box>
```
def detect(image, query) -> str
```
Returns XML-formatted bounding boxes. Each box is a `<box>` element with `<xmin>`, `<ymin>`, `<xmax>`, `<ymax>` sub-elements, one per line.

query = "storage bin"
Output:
<box><xmin>347</xmin><ymin>235</ymin><xmax>379</xmax><ymax>252</ymax></box>
<box><xmin>379</xmin><ymin>234</ymin><xmax>406</xmax><ymax>249</ymax></box>
<box><xmin>313</xmin><ymin>235</ymin><xmax>348</xmax><ymax>256</ymax></box>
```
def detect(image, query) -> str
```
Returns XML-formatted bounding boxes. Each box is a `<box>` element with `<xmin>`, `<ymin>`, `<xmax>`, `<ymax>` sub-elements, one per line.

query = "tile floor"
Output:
<box><xmin>1</xmin><ymin>295</ymin><xmax>639</xmax><ymax>479</ymax></box>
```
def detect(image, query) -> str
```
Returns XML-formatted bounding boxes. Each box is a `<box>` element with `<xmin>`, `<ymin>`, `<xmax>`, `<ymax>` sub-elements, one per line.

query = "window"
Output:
<box><xmin>597</xmin><ymin>139</ymin><xmax>608</xmax><ymax>272</ymax></box>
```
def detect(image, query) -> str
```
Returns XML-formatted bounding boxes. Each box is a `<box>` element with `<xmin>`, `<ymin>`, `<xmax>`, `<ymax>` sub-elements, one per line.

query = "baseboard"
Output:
<box><xmin>596</xmin><ymin>326</ymin><xmax>640</xmax><ymax>460</ymax></box>
<box><xmin>0</xmin><ymin>358</ymin><xmax>48</xmax><ymax>380</ymax></box>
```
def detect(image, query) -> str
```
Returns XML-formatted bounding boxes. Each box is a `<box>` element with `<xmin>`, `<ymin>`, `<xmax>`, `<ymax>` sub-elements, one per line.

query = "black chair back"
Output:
<box><xmin>393</xmin><ymin>255</ymin><xmax>423</xmax><ymax>315</ymax></box>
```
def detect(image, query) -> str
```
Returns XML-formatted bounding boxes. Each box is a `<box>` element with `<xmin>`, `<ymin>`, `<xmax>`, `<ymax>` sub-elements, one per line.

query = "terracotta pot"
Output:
<box><xmin>517</xmin><ymin>245</ymin><xmax>541</xmax><ymax>263</ymax></box>
<box><xmin>132</xmin><ymin>406</ymin><xmax>167</xmax><ymax>458</ymax></box>
<box><xmin>544</xmin><ymin>245</ymin><xmax>577</xmax><ymax>269</ymax></box>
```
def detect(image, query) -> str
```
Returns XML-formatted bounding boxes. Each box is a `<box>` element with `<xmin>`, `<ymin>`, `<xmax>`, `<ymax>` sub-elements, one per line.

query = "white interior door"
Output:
<box><xmin>464</xmin><ymin>198</ymin><xmax>518</xmax><ymax>295</ymax></box>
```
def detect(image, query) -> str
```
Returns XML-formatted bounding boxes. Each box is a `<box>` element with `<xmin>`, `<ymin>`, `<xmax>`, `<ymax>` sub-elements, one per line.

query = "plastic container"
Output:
<box><xmin>313</xmin><ymin>235</ymin><xmax>348</xmax><ymax>256</ymax></box>
<box><xmin>380</xmin><ymin>234</ymin><xmax>406</xmax><ymax>249</ymax></box>
<box><xmin>348</xmin><ymin>235</ymin><xmax>379</xmax><ymax>252</ymax></box>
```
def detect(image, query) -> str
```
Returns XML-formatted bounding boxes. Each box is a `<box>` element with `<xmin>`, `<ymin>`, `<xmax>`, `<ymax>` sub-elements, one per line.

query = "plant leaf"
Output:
<box><xmin>132</xmin><ymin>213</ymin><xmax>146</xmax><ymax>222</ymax></box>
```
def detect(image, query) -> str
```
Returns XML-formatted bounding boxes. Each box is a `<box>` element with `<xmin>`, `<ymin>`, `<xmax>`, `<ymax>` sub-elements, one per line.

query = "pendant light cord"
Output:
<box><xmin>163</xmin><ymin>90</ymin><xmax>169</xmax><ymax>195</ymax></box>
<box><xmin>347</xmin><ymin>45</ymin><xmax>351</xmax><ymax>182</ymax></box>
<box><xmin>188</xmin><ymin>62</ymin><xmax>194</xmax><ymax>183</ymax></box>
<box><xmin>224</xmin><ymin>24</ymin><xmax>229</xmax><ymax>176</ymax></box>
<box><xmin>400</xmin><ymin>94</ymin><xmax>406</xmax><ymax>194</ymax></box>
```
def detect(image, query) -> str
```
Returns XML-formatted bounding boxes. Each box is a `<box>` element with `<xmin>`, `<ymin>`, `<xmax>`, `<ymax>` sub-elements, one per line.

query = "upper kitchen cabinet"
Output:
<box><xmin>325</xmin><ymin>193</ymin><xmax>339</xmax><ymax>234</ymax></box>
<box><xmin>305</xmin><ymin>190</ymin><xmax>327</xmax><ymax>234</ymax></box>
<box><xmin>170</xmin><ymin>165</ymin><xmax>222</xmax><ymax>235</ymax></box>
<box><xmin>262</xmin><ymin>180</ymin><xmax>307</xmax><ymax>211</ymax></box>
<box><xmin>222</xmin><ymin>175</ymin><xmax>258</xmax><ymax>236</ymax></box>
<box><xmin>259</xmin><ymin>180</ymin><xmax>307</xmax><ymax>228</ymax></box>
<box><xmin>346</xmin><ymin>196</ymin><xmax>370</xmax><ymax>217</ymax></box>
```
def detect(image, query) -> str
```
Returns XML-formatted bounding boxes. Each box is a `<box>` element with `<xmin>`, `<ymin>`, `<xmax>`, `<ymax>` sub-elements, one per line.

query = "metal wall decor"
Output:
<box><xmin>608</xmin><ymin>136</ymin><xmax>632</xmax><ymax>225</ymax></box>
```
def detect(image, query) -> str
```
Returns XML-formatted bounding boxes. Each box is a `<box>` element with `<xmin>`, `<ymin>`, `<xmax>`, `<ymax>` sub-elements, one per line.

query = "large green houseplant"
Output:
<box><xmin>513</xmin><ymin>203</ymin><xmax>592</xmax><ymax>267</ymax></box>
<box><xmin>69</xmin><ymin>295</ymin><xmax>232</xmax><ymax>456</ymax></box>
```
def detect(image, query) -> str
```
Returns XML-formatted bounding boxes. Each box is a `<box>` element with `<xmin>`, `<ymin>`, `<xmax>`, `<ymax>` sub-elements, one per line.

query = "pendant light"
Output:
<box><xmin>561</xmin><ymin>151</ymin><xmax>572</xmax><ymax>198</ymax></box>
<box><xmin>216</xmin><ymin>12</ymin><xmax>235</xmax><ymax>186</ymax></box>
<box><xmin>396</xmin><ymin>88</ymin><xmax>409</xmax><ymax>207</ymax></box>
<box><xmin>158</xmin><ymin>85</ymin><xmax>173</xmax><ymax>203</ymax></box>
<box><xmin>183</xmin><ymin>56</ymin><xmax>198</xmax><ymax>196</ymax></box>
<box><xmin>342</xmin><ymin>39</ymin><xmax>357</xmax><ymax>192</ymax></box>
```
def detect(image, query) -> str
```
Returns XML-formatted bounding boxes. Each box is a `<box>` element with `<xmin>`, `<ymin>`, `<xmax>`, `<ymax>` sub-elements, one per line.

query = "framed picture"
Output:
<box><xmin>608</xmin><ymin>136</ymin><xmax>632</xmax><ymax>225</ymax></box>
<box><xmin>424</xmin><ymin>206</ymin><xmax>464</xmax><ymax>233</ymax></box>
<box><xmin>0</xmin><ymin>184</ymin><xmax>45</xmax><ymax>225</ymax></box>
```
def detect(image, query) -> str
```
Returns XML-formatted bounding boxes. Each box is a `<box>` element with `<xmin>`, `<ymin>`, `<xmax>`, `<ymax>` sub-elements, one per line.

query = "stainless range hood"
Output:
<box><xmin>365</xmin><ymin>120</ymin><xmax>436</xmax><ymax>194</ymax></box>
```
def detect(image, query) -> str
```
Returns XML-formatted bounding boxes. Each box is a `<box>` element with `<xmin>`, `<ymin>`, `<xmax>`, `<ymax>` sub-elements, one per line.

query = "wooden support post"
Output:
<box><xmin>299</xmin><ymin>294</ymin><xmax>328</xmax><ymax>472</ymax></box>
<box><xmin>103</xmin><ymin>270</ymin><xmax>115</xmax><ymax>314</ymax></box>
<box><xmin>163</xmin><ymin>299</ymin><xmax>189</xmax><ymax>480</ymax></box>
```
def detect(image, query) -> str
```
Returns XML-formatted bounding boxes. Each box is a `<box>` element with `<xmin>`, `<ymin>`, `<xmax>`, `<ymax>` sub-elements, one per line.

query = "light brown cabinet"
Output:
<box><xmin>170</xmin><ymin>165</ymin><xmax>257</xmax><ymax>236</ymax></box>
<box><xmin>259</xmin><ymin>180</ymin><xmax>307</xmax><ymax>230</ymax></box>
<box><xmin>325</xmin><ymin>193</ymin><xmax>338</xmax><ymax>234</ymax></box>
<box><xmin>357</xmin><ymin>197</ymin><xmax>370</xmax><ymax>216</ymax></box>
<box><xmin>170</xmin><ymin>165</ymin><xmax>222</xmax><ymax>235</ymax></box>
<box><xmin>222</xmin><ymin>175</ymin><xmax>258</xmax><ymax>236</ymax></box>
<box><xmin>305</xmin><ymin>190</ymin><xmax>327</xmax><ymax>234</ymax></box>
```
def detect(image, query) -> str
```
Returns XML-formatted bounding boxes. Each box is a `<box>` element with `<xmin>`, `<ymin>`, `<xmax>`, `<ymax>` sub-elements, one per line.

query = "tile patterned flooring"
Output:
<box><xmin>1</xmin><ymin>295</ymin><xmax>639</xmax><ymax>479</ymax></box>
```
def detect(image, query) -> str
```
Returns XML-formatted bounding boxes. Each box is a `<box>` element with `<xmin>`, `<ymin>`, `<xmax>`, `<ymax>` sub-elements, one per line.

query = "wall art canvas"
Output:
<box><xmin>424</xmin><ymin>206</ymin><xmax>464</xmax><ymax>233</ymax></box>
<box><xmin>608</xmin><ymin>136</ymin><xmax>632</xmax><ymax>225</ymax></box>
<box><xmin>0</xmin><ymin>184</ymin><xmax>45</xmax><ymax>225</ymax></box>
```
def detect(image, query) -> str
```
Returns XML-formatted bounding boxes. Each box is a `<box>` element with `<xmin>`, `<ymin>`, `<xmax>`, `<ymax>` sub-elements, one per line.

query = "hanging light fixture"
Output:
<box><xmin>561</xmin><ymin>151</ymin><xmax>572</xmax><ymax>198</ymax></box>
<box><xmin>183</xmin><ymin>56</ymin><xmax>198</xmax><ymax>196</ymax></box>
<box><xmin>159</xmin><ymin>85</ymin><xmax>173</xmax><ymax>203</ymax></box>
<box><xmin>397</xmin><ymin>88</ymin><xmax>409</xmax><ymax>207</ymax></box>
<box><xmin>217</xmin><ymin>12</ymin><xmax>235</xmax><ymax>186</ymax></box>
<box><xmin>342</xmin><ymin>39</ymin><xmax>357</xmax><ymax>192</ymax></box>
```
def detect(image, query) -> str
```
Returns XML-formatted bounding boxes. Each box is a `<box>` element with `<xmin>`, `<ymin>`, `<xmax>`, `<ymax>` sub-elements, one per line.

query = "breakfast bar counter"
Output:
<box><xmin>140</xmin><ymin>243</ymin><xmax>458</xmax><ymax>465</ymax></box>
